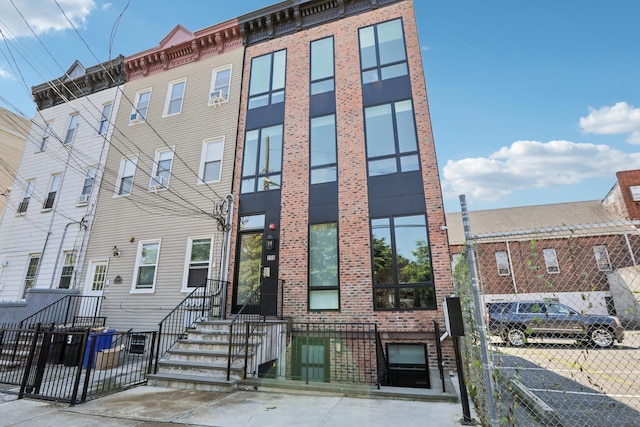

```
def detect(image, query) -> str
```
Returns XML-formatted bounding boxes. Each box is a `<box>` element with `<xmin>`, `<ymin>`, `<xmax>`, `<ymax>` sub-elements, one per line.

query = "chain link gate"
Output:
<box><xmin>454</xmin><ymin>197</ymin><xmax>640</xmax><ymax>426</ymax></box>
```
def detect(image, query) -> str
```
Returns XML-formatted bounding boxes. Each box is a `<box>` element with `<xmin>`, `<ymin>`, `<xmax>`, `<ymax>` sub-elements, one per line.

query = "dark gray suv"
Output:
<box><xmin>487</xmin><ymin>301</ymin><xmax>624</xmax><ymax>348</ymax></box>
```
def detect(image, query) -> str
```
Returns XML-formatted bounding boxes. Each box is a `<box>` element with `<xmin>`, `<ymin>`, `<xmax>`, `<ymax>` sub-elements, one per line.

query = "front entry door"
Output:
<box><xmin>79</xmin><ymin>260</ymin><xmax>107</xmax><ymax>317</ymax></box>
<box><xmin>234</xmin><ymin>232</ymin><xmax>263</xmax><ymax>312</ymax></box>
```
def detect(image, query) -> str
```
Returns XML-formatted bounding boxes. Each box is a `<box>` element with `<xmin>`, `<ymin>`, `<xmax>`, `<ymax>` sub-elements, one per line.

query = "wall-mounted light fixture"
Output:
<box><xmin>112</xmin><ymin>246</ymin><xmax>121</xmax><ymax>257</ymax></box>
<box><xmin>265</xmin><ymin>235</ymin><xmax>277</xmax><ymax>251</ymax></box>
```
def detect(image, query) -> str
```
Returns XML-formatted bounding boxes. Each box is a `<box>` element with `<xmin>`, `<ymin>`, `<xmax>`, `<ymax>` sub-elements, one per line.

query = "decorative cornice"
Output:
<box><xmin>124</xmin><ymin>19</ymin><xmax>243</xmax><ymax>81</ymax></box>
<box><xmin>32</xmin><ymin>56</ymin><xmax>126</xmax><ymax>111</ymax></box>
<box><xmin>238</xmin><ymin>0</ymin><xmax>403</xmax><ymax>46</ymax></box>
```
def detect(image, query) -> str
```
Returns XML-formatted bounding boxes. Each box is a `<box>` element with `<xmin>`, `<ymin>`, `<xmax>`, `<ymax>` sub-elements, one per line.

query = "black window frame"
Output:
<box><xmin>240</xmin><ymin>124</ymin><xmax>283</xmax><ymax>194</ymax></box>
<box><xmin>358</xmin><ymin>18</ymin><xmax>409</xmax><ymax>85</ymax></box>
<box><xmin>248</xmin><ymin>49</ymin><xmax>287</xmax><ymax>110</ymax></box>
<box><xmin>308</xmin><ymin>222</ymin><xmax>340</xmax><ymax>311</ymax></box>
<box><xmin>310</xmin><ymin>36</ymin><xmax>335</xmax><ymax>96</ymax></box>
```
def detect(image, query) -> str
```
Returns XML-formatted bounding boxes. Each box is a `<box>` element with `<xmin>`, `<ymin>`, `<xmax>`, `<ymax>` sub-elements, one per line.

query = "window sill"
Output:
<box><xmin>40</xmin><ymin>208</ymin><xmax>52</xmax><ymax>213</ymax></box>
<box><xmin>130</xmin><ymin>288</ymin><xmax>155</xmax><ymax>294</ymax></box>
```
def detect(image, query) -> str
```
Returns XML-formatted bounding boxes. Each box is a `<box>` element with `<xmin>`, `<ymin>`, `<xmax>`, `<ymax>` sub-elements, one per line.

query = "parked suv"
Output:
<box><xmin>487</xmin><ymin>301</ymin><xmax>624</xmax><ymax>348</ymax></box>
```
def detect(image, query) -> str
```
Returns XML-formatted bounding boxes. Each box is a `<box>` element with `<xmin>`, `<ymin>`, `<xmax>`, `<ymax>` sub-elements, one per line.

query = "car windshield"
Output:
<box><xmin>546</xmin><ymin>303</ymin><xmax>576</xmax><ymax>315</ymax></box>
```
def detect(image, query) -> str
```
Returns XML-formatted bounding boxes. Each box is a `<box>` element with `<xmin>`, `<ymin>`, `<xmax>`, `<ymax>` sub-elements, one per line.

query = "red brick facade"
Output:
<box><xmin>616</xmin><ymin>170</ymin><xmax>640</xmax><ymax>221</ymax></box>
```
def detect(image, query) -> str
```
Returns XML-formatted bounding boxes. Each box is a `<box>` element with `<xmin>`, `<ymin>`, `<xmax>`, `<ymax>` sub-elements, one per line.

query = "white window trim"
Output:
<box><xmin>99</xmin><ymin>103</ymin><xmax>113</xmax><ymax>135</ymax></box>
<box><xmin>199</xmin><ymin>137</ymin><xmax>225</xmax><ymax>184</ymax></box>
<box><xmin>64</xmin><ymin>113</ymin><xmax>79</xmax><ymax>145</ymax></box>
<box><xmin>130</xmin><ymin>88</ymin><xmax>152</xmax><ymax>124</ymax></box>
<box><xmin>209</xmin><ymin>65</ymin><xmax>232</xmax><ymax>106</ymax></box>
<box><xmin>495</xmin><ymin>251</ymin><xmax>510</xmax><ymax>276</ymax></box>
<box><xmin>163</xmin><ymin>78</ymin><xmax>187</xmax><ymax>117</ymax></box>
<box><xmin>181</xmin><ymin>235</ymin><xmax>214</xmax><ymax>292</ymax></box>
<box><xmin>41</xmin><ymin>174</ymin><xmax>61</xmax><ymax>212</ymax></box>
<box><xmin>543</xmin><ymin>248</ymin><xmax>560</xmax><ymax>274</ymax></box>
<box><xmin>38</xmin><ymin>121</ymin><xmax>53</xmax><ymax>152</ymax></box>
<box><xmin>593</xmin><ymin>245</ymin><xmax>612</xmax><ymax>271</ymax></box>
<box><xmin>114</xmin><ymin>155</ymin><xmax>138</xmax><ymax>197</ymax></box>
<box><xmin>150</xmin><ymin>147</ymin><xmax>175</xmax><ymax>191</ymax></box>
<box><xmin>131</xmin><ymin>239</ymin><xmax>161</xmax><ymax>294</ymax></box>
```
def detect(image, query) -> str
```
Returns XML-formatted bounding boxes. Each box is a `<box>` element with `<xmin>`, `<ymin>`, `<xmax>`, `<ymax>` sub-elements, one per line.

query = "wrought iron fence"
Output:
<box><xmin>18</xmin><ymin>295</ymin><xmax>102</xmax><ymax>329</ymax></box>
<box><xmin>454</xmin><ymin>198</ymin><xmax>640</xmax><ymax>426</ymax></box>
<box><xmin>0</xmin><ymin>324</ymin><xmax>156</xmax><ymax>404</ymax></box>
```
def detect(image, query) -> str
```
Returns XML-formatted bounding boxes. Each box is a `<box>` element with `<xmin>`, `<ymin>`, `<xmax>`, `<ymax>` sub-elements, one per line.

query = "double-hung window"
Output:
<box><xmin>164</xmin><ymin>79</ymin><xmax>186</xmax><ymax>116</ymax></box>
<box><xmin>23</xmin><ymin>254</ymin><xmax>40</xmax><ymax>297</ymax></box>
<box><xmin>359</xmin><ymin>18</ymin><xmax>408</xmax><ymax>84</ymax></box>
<box><xmin>131</xmin><ymin>89</ymin><xmax>151</xmax><ymax>123</ymax></box>
<box><xmin>310</xmin><ymin>37</ymin><xmax>334</xmax><ymax>95</ymax></box>
<box><xmin>132</xmin><ymin>240</ymin><xmax>160</xmax><ymax>292</ymax></box>
<box><xmin>43</xmin><ymin>174</ymin><xmax>61</xmax><ymax>210</ymax></box>
<box><xmin>371</xmin><ymin>215</ymin><xmax>435</xmax><ymax>310</ymax></box>
<box><xmin>241</xmin><ymin>125</ymin><xmax>283</xmax><ymax>193</ymax></box>
<box><xmin>210</xmin><ymin>66</ymin><xmax>231</xmax><ymax>105</ymax></box>
<box><xmin>64</xmin><ymin>114</ymin><xmax>79</xmax><ymax>145</ymax></box>
<box><xmin>59</xmin><ymin>252</ymin><xmax>76</xmax><ymax>289</ymax></box>
<box><xmin>98</xmin><ymin>103</ymin><xmax>112</xmax><ymax>135</ymax></box>
<box><xmin>116</xmin><ymin>156</ymin><xmax>137</xmax><ymax>196</ymax></box>
<box><xmin>309</xmin><ymin>223</ymin><xmax>339</xmax><ymax>310</ymax></box>
<box><xmin>183</xmin><ymin>237</ymin><xmax>213</xmax><ymax>290</ymax></box>
<box><xmin>593</xmin><ymin>245</ymin><xmax>612</xmax><ymax>271</ymax></box>
<box><xmin>40</xmin><ymin>121</ymin><xmax>53</xmax><ymax>151</ymax></box>
<box><xmin>543</xmin><ymin>248</ymin><xmax>560</xmax><ymax>274</ymax></box>
<box><xmin>17</xmin><ymin>181</ymin><xmax>35</xmax><ymax>214</ymax></box>
<box><xmin>310</xmin><ymin>115</ymin><xmax>337</xmax><ymax>184</ymax></box>
<box><xmin>364</xmin><ymin>100</ymin><xmax>419</xmax><ymax>176</ymax></box>
<box><xmin>78</xmin><ymin>167</ymin><xmax>96</xmax><ymax>205</ymax></box>
<box><xmin>151</xmin><ymin>149</ymin><xmax>174</xmax><ymax>190</ymax></box>
<box><xmin>200</xmin><ymin>138</ymin><xmax>224</xmax><ymax>183</ymax></box>
<box><xmin>495</xmin><ymin>251</ymin><xmax>510</xmax><ymax>276</ymax></box>
<box><xmin>248</xmin><ymin>50</ymin><xmax>286</xmax><ymax>109</ymax></box>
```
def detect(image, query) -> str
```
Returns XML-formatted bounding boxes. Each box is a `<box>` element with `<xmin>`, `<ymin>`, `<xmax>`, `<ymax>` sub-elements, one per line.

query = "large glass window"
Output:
<box><xmin>133</xmin><ymin>240</ymin><xmax>160</xmax><ymax>291</ymax></box>
<box><xmin>64</xmin><ymin>114</ymin><xmax>79</xmax><ymax>145</ymax></box>
<box><xmin>23</xmin><ymin>254</ymin><xmax>40</xmax><ymax>298</ymax></box>
<box><xmin>200</xmin><ymin>138</ymin><xmax>224</xmax><ymax>183</ymax></box>
<box><xmin>17</xmin><ymin>180</ymin><xmax>35</xmax><ymax>214</ymax></box>
<box><xmin>241</xmin><ymin>125</ymin><xmax>283</xmax><ymax>193</ymax></box>
<box><xmin>183</xmin><ymin>237</ymin><xmax>212</xmax><ymax>290</ymax></box>
<box><xmin>359</xmin><ymin>18</ymin><xmax>408</xmax><ymax>84</ymax></box>
<box><xmin>59</xmin><ymin>251</ymin><xmax>76</xmax><ymax>289</ymax></box>
<box><xmin>151</xmin><ymin>149</ymin><xmax>174</xmax><ymax>190</ymax></box>
<box><xmin>310</xmin><ymin>37</ymin><xmax>334</xmax><ymax>95</ymax></box>
<box><xmin>309</xmin><ymin>223</ymin><xmax>339</xmax><ymax>310</ymax></box>
<box><xmin>130</xmin><ymin>89</ymin><xmax>151</xmax><ymax>123</ymax></box>
<box><xmin>248</xmin><ymin>50</ymin><xmax>286</xmax><ymax>109</ymax></box>
<box><xmin>43</xmin><ymin>174</ymin><xmax>61</xmax><ymax>210</ymax></box>
<box><xmin>371</xmin><ymin>215</ymin><xmax>435</xmax><ymax>310</ymax></box>
<box><xmin>310</xmin><ymin>115</ymin><xmax>337</xmax><ymax>184</ymax></box>
<box><xmin>210</xmin><ymin>66</ymin><xmax>232</xmax><ymax>105</ymax></box>
<box><xmin>164</xmin><ymin>79</ymin><xmax>186</xmax><ymax>116</ymax></box>
<box><xmin>98</xmin><ymin>103</ymin><xmax>112</xmax><ymax>135</ymax></box>
<box><xmin>116</xmin><ymin>156</ymin><xmax>137</xmax><ymax>196</ymax></box>
<box><xmin>364</xmin><ymin>100</ymin><xmax>419</xmax><ymax>176</ymax></box>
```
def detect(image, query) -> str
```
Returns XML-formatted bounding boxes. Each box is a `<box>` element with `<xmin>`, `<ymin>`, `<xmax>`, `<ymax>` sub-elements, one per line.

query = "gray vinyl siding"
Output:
<box><xmin>80</xmin><ymin>48</ymin><xmax>243</xmax><ymax>331</ymax></box>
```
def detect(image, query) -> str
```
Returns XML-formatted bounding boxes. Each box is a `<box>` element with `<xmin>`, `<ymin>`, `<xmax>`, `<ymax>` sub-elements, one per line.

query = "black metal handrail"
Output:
<box><xmin>374</xmin><ymin>326</ymin><xmax>387</xmax><ymax>389</ymax></box>
<box><xmin>155</xmin><ymin>279</ymin><xmax>228</xmax><ymax>372</ymax></box>
<box><xmin>19</xmin><ymin>295</ymin><xmax>101</xmax><ymax>329</ymax></box>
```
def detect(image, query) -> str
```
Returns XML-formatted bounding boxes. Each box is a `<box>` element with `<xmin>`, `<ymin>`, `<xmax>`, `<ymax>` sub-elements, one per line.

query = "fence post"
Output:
<box><xmin>460</xmin><ymin>194</ymin><xmax>499</xmax><ymax>427</ymax></box>
<box><xmin>18</xmin><ymin>323</ymin><xmax>41</xmax><ymax>399</ymax></box>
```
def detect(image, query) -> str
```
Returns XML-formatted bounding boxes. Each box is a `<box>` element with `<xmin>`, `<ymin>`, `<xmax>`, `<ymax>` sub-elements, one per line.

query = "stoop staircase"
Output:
<box><xmin>147</xmin><ymin>320</ymin><xmax>261</xmax><ymax>392</ymax></box>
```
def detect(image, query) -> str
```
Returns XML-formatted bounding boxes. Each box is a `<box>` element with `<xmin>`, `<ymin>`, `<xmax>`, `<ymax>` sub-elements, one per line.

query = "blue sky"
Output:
<box><xmin>1</xmin><ymin>0</ymin><xmax>639</xmax><ymax>213</ymax></box>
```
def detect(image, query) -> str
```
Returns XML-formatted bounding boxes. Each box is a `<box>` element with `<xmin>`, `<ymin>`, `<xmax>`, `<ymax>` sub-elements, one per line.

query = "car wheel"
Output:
<box><xmin>589</xmin><ymin>327</ymin><xmax>614</xmax><ymax>348</ymax></box>
<box><xmin>506</xmin><ymin>327</ymin><xmax>527</xmax><ymax>347</ymax></box>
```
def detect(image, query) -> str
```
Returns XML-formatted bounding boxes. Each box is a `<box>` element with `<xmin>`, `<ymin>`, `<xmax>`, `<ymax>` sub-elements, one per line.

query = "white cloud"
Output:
<box><xmin>0</xmin><ymin>0</ymin><xmax>95</xmax><ymax>39</ymax></box>
<box><xmin>442</xmin><ymin>140</ymin><xmax>640</xmax><ymax>202</ymax></box>
<box><xmin>579</xmin><ymin>102</ymin><xmax>640</xmax><ymax>144</ymax></box>
<box><xmin>0</xmin><ymin>67</ymin><xmax>11</xmax><ymax>79</ymax></box>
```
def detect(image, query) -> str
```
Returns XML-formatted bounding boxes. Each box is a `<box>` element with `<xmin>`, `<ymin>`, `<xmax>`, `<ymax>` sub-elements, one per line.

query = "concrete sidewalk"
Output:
<box><xmin>0</xmin><ymin>379</ymin><xmax>478</xmax><ymax>426</ymax></box>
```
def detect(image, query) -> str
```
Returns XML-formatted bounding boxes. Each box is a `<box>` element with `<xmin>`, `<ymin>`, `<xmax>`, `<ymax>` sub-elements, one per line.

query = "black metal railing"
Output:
<box><xmin>375</xmin><ymin>327</ymin><xmax>387</xmax><ymax>388</ymax></box>
<box><xmin>18</xmin><ymin>295</ymin><xmax>102</xmax><ymax>330</ymax></box>
<box><xmin>155</xmin><ymin>279</ymin><xmax>228</xmax><ymax>371</ymax></box>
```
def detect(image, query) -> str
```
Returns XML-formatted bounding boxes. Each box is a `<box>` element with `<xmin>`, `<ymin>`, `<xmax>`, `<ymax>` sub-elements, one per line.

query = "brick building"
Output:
<box><xmin>227</xmin><ymin>0</ymin><xmax>453</xmax><ymax>380</ymax></box>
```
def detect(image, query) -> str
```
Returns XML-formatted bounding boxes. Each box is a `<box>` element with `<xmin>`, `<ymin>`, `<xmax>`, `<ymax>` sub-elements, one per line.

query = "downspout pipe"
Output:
<box><xmin>50</xmin><ymin>218</ymin><xmax>86</xmax><ymax>288</ymax></box>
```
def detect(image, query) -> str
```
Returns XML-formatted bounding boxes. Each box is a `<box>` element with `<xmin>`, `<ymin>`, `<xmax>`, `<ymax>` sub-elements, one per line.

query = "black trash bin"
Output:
<box><xmin>46</xmin><ymin>331</ymin><xmax>67</xmax><ymax>364</ymax></box>
<box><xmin>63</xmin><ymin>331</ymin><xmax>84</xmax><ymax>367</ymax></box>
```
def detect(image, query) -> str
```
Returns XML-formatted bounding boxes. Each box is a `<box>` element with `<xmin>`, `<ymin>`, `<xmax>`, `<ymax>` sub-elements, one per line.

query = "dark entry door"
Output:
<box><xmin>234</xmin><ymin>231</ymin><xmax>263</xmax><ymax>312</ymax></box>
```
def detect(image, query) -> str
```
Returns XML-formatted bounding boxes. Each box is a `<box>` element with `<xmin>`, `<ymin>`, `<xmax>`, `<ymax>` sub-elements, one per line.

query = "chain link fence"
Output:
<box><xmin>454</xmin><ymin>199</ymin><xmax>640</xmax><ymax>426</ymax></box>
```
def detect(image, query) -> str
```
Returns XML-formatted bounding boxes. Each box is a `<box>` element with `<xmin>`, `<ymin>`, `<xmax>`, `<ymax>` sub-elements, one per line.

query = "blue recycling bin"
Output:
<box><xmin>83</xmin><ymin>329</ymin><xmax>115</xmax><ymax>368</ymax></box>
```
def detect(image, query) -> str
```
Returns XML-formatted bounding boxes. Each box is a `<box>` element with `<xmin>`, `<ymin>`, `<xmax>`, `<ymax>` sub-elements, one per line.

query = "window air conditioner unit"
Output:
<box><xmin>209</xmin><ymin>90</ymin><xmax>226</xmax><ymax>106</ymax></box>
<box><xmin>130</xmin><ymin>112</ymin><xmax>142</xmax><ymax>123</ymax></box>
<box><xmin>149</xmin><ymin>175</ymin><xmax>168</xmax><ymax>191</ymax></box>
<box><xmin>77</xmin><ymin>194</ymin><xmax>90</xmax><ymax>205</ymax></box>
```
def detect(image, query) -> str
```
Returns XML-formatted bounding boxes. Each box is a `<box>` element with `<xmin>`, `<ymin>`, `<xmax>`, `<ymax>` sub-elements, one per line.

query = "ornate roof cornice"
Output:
<box><xmin>238</xmin><ymin>0</ymin><xmax>403</xmax><ymax>46</ymax></box>
<box><xmin>124</xmin><ymin>20</ymin><xmax>242</xmax><ymax>81</ymax></box>
<box><xmin>32</xmin><ymin>56</ymin><xmax>126</xmax><ymax>111</ymax></box>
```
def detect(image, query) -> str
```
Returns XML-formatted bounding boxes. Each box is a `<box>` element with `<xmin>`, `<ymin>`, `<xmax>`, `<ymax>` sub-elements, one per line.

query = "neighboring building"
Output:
<box><xmin>447</xmin><ymin>174</ymin><xmax>640</xmax><ymax>323</ymax></box>
<box><xmin>228</xmin><ymin>0</ymin><xmax>453</xmax><ymax>375</ymax></box>
<box><xmin>0</xmin><ymin>58</ymin><xmax>125</xmax><ymax>307</ymax></box>
<box><xmin>79</xmin><ymin>21</ymin><xmax>244</xmax><ymax>331</ymax></box>
<box><xmin>603</xmin><ymin>169</ymin><xmax>640</xmax><ymax>221</ymax></box>
<box><xmin>0</xmin><ymin>107</ymin><xmax>30</xmax><ymax>218</ymax></box>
